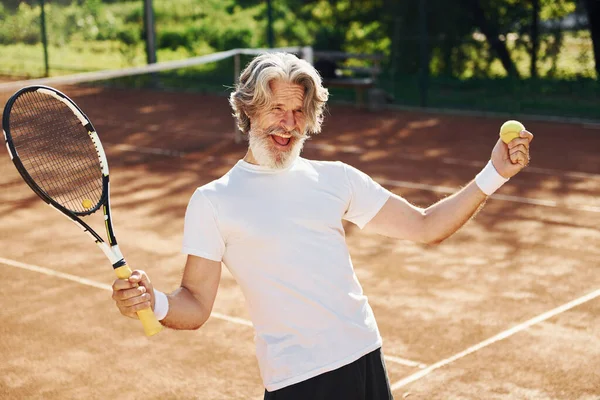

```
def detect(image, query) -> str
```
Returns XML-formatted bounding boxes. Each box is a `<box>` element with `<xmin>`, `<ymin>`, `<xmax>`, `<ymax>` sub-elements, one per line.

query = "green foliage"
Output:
<box><xmin>0</xmin><ymin>2</ymin><xmax>40</xmax><ymax>45</ymax></box>
<box><xmin>158</xmin><ymin>27</ymin><xmax>192</xmax><ymax>51</ymax></box>
<box><xmin>115</xmin><ymin>25</ymin><xmax>140</xmax><ymax>65</ymax></box>
<box><xmin>0</xmin><ymin>0</ymin><xmax>595</xmax><ymax>81</ymax></box>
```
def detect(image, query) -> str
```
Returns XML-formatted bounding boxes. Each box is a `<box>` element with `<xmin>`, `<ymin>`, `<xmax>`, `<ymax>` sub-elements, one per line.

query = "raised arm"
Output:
<box><xmin>112</xmin><ymin>254</ymin><xmax>222</xmax><ymax>330</ymax></box>
<box><xmin>365</xmin><ymin>132</ymin><xmax>533</xmax><ymax>244</ymax></box>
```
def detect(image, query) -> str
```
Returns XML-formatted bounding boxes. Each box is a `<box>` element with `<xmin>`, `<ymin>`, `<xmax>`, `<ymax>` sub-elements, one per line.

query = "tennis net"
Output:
<box><xmin>0</xmin><ymin>47</ymin><xmax>313</xmax><ymax>142</ymax></box>
<box><xmin>0</xmin><ymin>46</ymin><xmax>313</xmax><ymax>96</ymax></box>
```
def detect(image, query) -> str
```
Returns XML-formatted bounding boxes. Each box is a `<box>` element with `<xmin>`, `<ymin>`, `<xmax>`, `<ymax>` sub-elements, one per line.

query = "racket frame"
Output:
<box><xmin>3</xmin><ymin>85</ymin><xmax>162</xmax><ymax>336</ymax></box>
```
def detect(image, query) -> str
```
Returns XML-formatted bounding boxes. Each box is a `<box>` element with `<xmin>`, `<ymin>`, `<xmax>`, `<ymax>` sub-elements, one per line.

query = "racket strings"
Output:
<box><xmin>23</xmin><ymin>92</ymin><xmax>103</xmax><ymax>207</ymax></box>
<box><xmin>9</xmin><ymin>91</ymin><xmax>104</xmax><ymax>213</ymax></box>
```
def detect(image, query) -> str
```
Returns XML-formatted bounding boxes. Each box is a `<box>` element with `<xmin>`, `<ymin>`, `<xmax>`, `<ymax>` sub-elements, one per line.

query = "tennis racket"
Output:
<box><xmin>2</xmin><ymin>85</ymin><xmax>163</xmax><ymax>337</ymax></box>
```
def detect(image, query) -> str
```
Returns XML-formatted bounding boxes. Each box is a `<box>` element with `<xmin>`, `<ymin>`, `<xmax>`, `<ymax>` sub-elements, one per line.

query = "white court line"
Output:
<box><xmin>0</xmin><ymin>256</ymin><xmax>424</xmax><ymax>368</ymax></box>
<box><xmin>106</xmin><ymin>143</ymin><xmax>600</xmax><ymax>213</ymax></box>
<box><xmin>377</xmin><ymin>177</ymin><xmax>600</xmax><ymax>213</ymax></box>
<box><xmin>390</xmin><ymin>287</ymin><xmax>600</xmax><ymax>391</ymax></box>
<box><xmin>0</xmin><ymin>256</ymin><xmax>250</xmax><ymax>327</ymax></box>
<box><xmin>439</xmin><ymin>157</ymin><xmax>600</xmax><ymax>181</ymax></box>
<box><xmin>385</xmin><ymin>355</ymin><xmax>427</xmax><ymax>369</ymax></box>
<box><xmin>112</xmin><ymin>144</ymin><xmax>185</xmax><ymax>158</ymax></box>
<box><xmin>306</xmin><ymin>143</ymin><xmax>600</xmax><ymax>181</ymax></box>
<box><xmin>109</xmin><ymin>141</ymin><xmax>600</xmax><ymax>181</ymax></box>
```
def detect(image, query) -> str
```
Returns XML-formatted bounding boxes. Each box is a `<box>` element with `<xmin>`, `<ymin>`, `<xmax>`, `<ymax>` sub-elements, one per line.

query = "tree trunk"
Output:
<box><xmin>584</xmin><ymin>0</ymin><xmax>600</xmax><ymax>78</ymax></box>
<box><xmin>463</xmin><ymin>0</ymin><xmax>521</xmax><ymax>78</ymax></box>
<box><xmin>530</xmin><ymin>0</ymin><xmax>540</xmax><ymax>78</ymax></box>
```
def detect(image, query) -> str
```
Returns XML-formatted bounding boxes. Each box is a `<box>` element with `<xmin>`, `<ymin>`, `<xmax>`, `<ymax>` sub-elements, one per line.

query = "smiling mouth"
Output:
<box><xmin>271</xmin><ymin>134</ymin><xmax>292</xmax><ymax>147</ymax></box>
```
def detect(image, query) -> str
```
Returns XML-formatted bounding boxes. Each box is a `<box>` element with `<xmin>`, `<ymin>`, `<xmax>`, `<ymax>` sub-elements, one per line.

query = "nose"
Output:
<box><xmin>280</xmin><ymin>110</ymin><xmax>295</xmax><ymax>131</ymax></box>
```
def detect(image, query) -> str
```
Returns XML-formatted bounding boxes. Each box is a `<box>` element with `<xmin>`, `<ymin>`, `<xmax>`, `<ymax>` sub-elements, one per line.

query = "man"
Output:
<box><xmin>112</xmin><ymin>52</ymin><xmax>533</xmax><ymax>399</ymax></box>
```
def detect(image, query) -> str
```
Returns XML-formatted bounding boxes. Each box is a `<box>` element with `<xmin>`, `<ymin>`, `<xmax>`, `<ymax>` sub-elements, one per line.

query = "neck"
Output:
<box><xmin>243</xmin><ymin>148</ymin><xmax>259</xmax><ymax>165</ymax></box>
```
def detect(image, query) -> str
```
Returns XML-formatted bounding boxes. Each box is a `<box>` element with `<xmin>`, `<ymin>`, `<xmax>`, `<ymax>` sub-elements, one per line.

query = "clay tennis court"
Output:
<box><xmin>1</xmin><ymin>85</ymin><xmax>599</xmax><ymax>399</ymax></box>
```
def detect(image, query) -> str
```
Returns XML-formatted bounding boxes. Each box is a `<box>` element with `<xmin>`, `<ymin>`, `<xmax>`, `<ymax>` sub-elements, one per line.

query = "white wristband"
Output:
<box><xmin>475</xmin><ymin>160</ymin><xmax>509</xmax><ymax>195</ymax></box>
<box><xmin>153</xmin><ymin>289</ymin><xmax>169</xmax><ymax>321</ymax></box>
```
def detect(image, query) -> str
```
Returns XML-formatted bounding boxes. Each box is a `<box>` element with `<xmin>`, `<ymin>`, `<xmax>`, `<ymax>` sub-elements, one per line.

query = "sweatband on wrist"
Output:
<box><xmin>153</xmin><ymin>289</ymin><xmax>169</xmax><ymax>321</ymax></box>
<box><xmin>475</xmin><ymin>160</ymin><xmax>509</xmax><ymax>195</ymax></box>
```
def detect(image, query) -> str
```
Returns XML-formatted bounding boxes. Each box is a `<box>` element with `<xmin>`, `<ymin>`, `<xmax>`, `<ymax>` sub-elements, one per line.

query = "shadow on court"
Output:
<box><xmin>0</xmin><ymin>86</ymin><xmax>598</xmax><ymax>399</ymax></box>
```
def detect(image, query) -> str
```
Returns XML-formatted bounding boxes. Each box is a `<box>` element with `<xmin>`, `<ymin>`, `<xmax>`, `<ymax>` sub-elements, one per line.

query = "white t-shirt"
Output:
<box><xmin>182</xmin><ymin>157</ymin><xmax>391</xmax><ymax>391</ymax></box>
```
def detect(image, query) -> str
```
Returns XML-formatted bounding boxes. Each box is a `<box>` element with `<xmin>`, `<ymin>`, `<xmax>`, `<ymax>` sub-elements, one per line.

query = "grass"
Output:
<box><xmin>0</xmin><ymin>41</ymin><xmax>215</xmax><ymax>79</ymax></box>
<box><xmin>0</xmin><ymin>35</ymin><xmax>597</xmax><ymax>121</ymax></box>
<box><xmin>0</xmin><ymin>41</ymin><xmax>144</xmax><ymax>78</ymax></box>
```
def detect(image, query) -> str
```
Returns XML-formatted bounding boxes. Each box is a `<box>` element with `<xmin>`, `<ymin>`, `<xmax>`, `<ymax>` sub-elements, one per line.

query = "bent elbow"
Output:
<box><xmin>419</xmin><ymin>227</ymin><xmax>448</xmax><ymax>245</ymax></box>
<box><xmin>417</xmin><ymin>232</ymin><xmax>442</xmax><ymax>245</ymax></box>
<box><xmin>188</xmin><ymin>313</ymin><xmax>211</xmax><ymax>331</ymax></box>
<box><xmin>423</xmin><ymin>236</ymin><xmax>445</xmax><ymax>246</ymax></box>
<box><xmin>193</xmin><ymin>307</ymin><xmax>214</xmax><ymax>330</ymax></box>
<box><xmin>161</xmin><ymin>318</ymin><xmax>205</xmax><ymax>331</ymax></box>
<box><xmin>420</xmin><ymin>211</ymin><xmax>448</xmax><ymax>245</ymax></box>
<box><xmin>160</xmin><ymin>308</ymin><xmax>210</xmax><ymax>331</ymax></box>
<box><xmin>185</xmin><ymin>317</ymin><xmax>206</xmax><ymax>331</ymax></box>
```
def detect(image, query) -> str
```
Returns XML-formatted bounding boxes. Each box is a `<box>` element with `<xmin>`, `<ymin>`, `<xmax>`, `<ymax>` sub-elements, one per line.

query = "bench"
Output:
<box><xmin>313</xmin><ymin>51</ymin><xmax>384</xmax><ymax>109</ymax></box>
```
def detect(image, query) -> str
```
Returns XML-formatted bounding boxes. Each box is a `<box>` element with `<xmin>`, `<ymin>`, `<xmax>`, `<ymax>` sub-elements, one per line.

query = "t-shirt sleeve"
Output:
<box><xmin>342</xmin><ymin>163</ymin><xmax>392</xmax><ymax>229</ymax></box>
<box><xmin>181</xmin><ymin>189</ymin><xmax>225</xmax><ymax>262</ymax></box>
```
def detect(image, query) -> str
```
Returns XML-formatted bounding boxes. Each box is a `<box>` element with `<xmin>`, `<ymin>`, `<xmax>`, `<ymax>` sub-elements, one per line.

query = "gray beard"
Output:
<box><xmin>248</xmin><ymin>128</ymin><xmax>307</xmax><ymax>169</ymax></box>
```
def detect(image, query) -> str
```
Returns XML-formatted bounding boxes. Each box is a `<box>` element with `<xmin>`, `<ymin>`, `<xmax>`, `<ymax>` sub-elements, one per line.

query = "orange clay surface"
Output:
<box><xmin>1</xmin><ymin>86</ymin><xmax>599</xmax><ymax>399</ymax></box>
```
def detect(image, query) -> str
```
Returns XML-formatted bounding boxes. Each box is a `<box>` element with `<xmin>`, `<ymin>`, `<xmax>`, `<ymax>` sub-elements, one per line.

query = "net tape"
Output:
<box><xmin>0</xmin><ymin>47</ymin><xmax>312</xmax><ymax>93</ymax></box>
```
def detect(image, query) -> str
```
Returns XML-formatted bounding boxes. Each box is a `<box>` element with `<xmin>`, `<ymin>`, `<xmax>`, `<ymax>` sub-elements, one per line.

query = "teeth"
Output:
<box><xmin>272</xmin><ymin>133</ymin><xmax>292</xmax><ymax>138</ymax></box>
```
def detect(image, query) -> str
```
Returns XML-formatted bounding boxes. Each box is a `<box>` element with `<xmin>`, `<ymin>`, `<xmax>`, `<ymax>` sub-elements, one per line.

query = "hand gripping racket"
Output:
<box><xmin>2</xmin><ymin>85</ymin><xmax>163</xmax><ymax>336</ymax></box>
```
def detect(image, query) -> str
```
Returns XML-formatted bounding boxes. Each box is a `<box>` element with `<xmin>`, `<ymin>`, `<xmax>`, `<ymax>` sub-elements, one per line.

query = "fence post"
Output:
<box><xmin>39</xmin><ymin>0</ymin><xmax>50</xmax><ymax>77</ymax></box>
<box><xmin>302</xmin><ymin>46</ymin><xmax>313</xmax><ymax>65</ymax></box>
<box><xmin>143</xmin><ymin>0</ymin><xmax>157</xmax><ymax>64</ymax></box>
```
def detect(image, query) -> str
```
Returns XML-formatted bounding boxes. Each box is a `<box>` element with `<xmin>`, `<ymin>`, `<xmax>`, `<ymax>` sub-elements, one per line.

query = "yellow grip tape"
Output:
<box><xmin>114</xmin><ymin>264</ymin><xmax>163</xmax><ymax>336</ymax></box>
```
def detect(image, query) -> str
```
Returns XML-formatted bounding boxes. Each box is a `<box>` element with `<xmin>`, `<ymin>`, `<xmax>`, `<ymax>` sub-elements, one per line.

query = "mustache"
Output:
<box><xmin>262</xmin><ymin>126</ymin><xmax>308</xmax><ymax>140</ymax></box>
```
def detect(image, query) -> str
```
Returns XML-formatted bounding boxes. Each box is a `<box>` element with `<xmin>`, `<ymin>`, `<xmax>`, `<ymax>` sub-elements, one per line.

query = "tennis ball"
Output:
<box><xmin>499</xmin><ymin>120</ymin><xmax>525</xmax><ymax>144</ymax></box>
<box><xmin>82</xmin><ymin>199</ymin><xmax>93</xmax><ymax>209</ymax></box>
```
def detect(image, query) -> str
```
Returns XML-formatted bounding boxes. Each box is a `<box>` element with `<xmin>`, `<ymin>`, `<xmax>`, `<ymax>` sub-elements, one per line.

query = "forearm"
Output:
<box><xmin>422</xmin><ymin>180</ymin><xmax>488</xmax><ymax>244</ymax></box>
<box><xmin>159</xmin><ymin>286</ymin><xmax>212</xmax><ymax>330</ymax></box>
<box><xmin>367</xmin><ymin>134</ymin><xmax>532</xmax><ymax>244</ymax></box>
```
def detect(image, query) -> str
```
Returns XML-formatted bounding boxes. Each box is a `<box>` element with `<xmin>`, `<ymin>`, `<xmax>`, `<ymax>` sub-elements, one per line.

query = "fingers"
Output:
<box><xmin>112</xmin><ymin>270</ymin><xmax>154</xmax><ymax>319</ymax></box>
<box><xmin>117</xmin><ymin>297</ymin><xmax>153</xmax><ymax>318</ymax></box>
<box><xmin>112</xmin><ymin>277</ymin><xmax>136</xmax><ymax>291</ymax></box>
<box><xmin>508</xmin><ymin>143</ymin><xmax>528</xmax><ymax>164</ymax></box>
<box><xmin>491</xmin><ymin>129</ymin><xmax>533</xmax><ymax>178</ymax></box>
<box><xmin>519</xmin><ymin>129</ymin><xmax>534</xmax><ymax>143</ymax></box>
<box><xmin>111</xmin><ymin>270</ymin><xmax>148</xmax><ymax>290</ymax></box>
<box><xmin>506</xmin><ymin>135</ymin><xmax>530</xmax><ymax>150</ymax></box>
<box><xmin>509</xmin><ymin>150</ymin><xmax>528</xmax><ymax>166</ymax></box>
<box><xmin>111</xmin><ymin>284</ymin><xmax>146</xmax><ymax>302</ymax></box>
<box><xmin>131</xmin><ymin>270</ymin><xmax>153</xmax><ymax>289</ymax></box>
<box><xmin>507</xmin><ymin>130</ymin><xmax>532</xmax><ymax>166</ymax></box>
<box><xmin>112</xmin><ymin>285</ymin><xmax>153</xmax><ymax>318</ymax></box>
<box><xmin>118</xmin><ymin>291</ymin><xmax>152</xmax><ymax>310</ymax></box>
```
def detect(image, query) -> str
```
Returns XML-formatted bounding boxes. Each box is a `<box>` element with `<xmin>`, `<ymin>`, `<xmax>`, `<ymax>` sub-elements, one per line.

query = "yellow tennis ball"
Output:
<box><xmin>499</xmin><ymin>120</ymin><xmax>525</xmax><ymax>144</ymax></box>
<box><xmin>82</xmin><ymin>199</ymin><xmax>93</xmax><ymax>209</ymax></box>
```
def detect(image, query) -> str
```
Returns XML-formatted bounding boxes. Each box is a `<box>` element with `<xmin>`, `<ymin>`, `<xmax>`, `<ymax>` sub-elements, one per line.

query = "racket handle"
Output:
<box><xmin>114</xmin><ymin>264</ymin><xmax>163</xmax><ymax>337</ymax></box>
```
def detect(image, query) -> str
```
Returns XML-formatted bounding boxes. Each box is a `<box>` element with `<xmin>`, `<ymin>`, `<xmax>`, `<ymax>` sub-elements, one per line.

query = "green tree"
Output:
<box><xmin>583</xmin><ymin>0</ymin><xmax>600</xmax><ymax>77</ymax></box>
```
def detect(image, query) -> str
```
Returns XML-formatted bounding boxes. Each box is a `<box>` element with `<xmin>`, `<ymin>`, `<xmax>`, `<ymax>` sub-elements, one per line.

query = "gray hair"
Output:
<box><xmin>229</xmin><ymin>52</ymin><xmax>329</xmax><ymax>136</ymax></box>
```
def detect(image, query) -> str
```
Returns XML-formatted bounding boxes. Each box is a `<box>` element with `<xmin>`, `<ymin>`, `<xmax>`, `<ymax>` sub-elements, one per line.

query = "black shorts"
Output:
<box><xmin>264</xmin><ymin>348</ymin><xmax>393</xmax><ymax>400</ymax></box>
